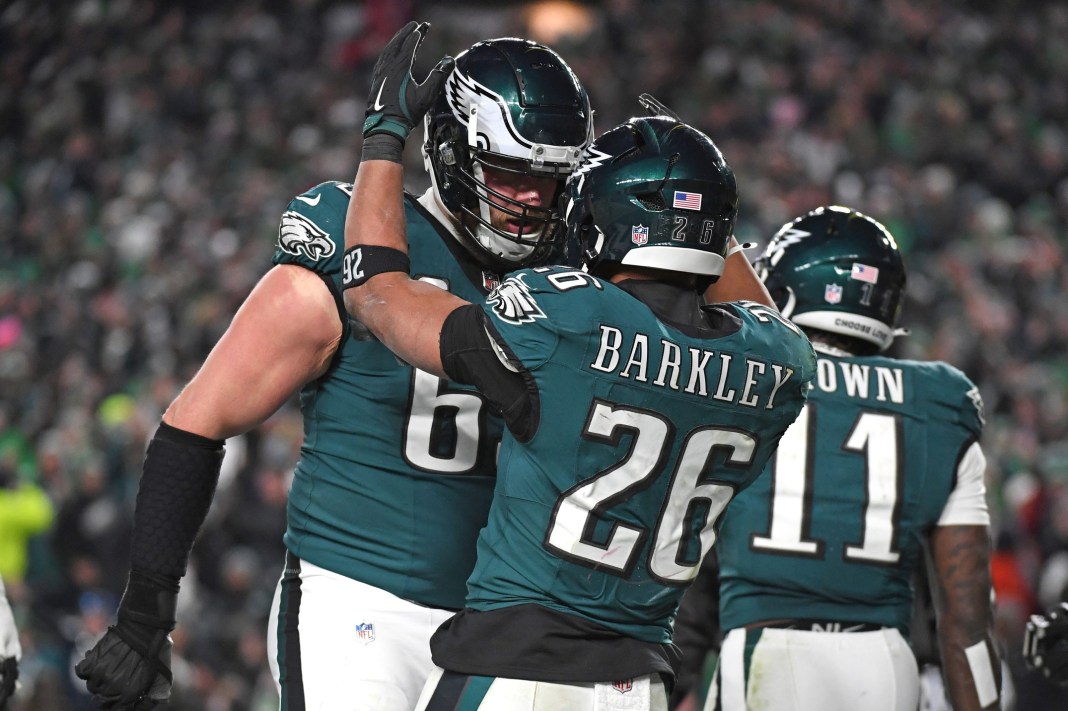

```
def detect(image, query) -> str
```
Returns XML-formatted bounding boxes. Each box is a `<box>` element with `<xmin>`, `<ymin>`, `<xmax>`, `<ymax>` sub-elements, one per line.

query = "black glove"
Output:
<box><xmin>0</xmin><ymin>656</ymin><xmax>16</xmax><ymax>709</ymax></box>
<box><xmin>361</xmin><ymin>20</ymin><xmax>454</xmax><ymax>163</ymax></box>
<box><xmin>1024</xmin><ymin>601</ymin><xmax>1068</xmax><ymax>685</ymax></box>
<box><xmin>75</xmin><ymin>571</ymin><xmax>178</xmax><ymax>710</ymax></box>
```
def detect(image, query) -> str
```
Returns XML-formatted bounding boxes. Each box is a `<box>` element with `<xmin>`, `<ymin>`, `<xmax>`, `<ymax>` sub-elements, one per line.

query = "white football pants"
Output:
<box><xmin>415</xmin><ymin>668</ymin><xmax>669</xmax><ymax>711</ymax></box>
<box><xmin>267</xmin><ymin>555</ymin><xmax>456</xmax><ymax>710</ymax></box>
<box><xmin>706</xmin><ymin>626</ymin><xmax>919</xmax><ymax>711</ymax></box>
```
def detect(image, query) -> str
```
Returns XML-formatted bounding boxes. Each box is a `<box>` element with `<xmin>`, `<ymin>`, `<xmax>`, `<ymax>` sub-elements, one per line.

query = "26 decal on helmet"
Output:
<box><xmin>423</xmin><ymin>38</ymin><xmax>593</xmax><ymax>271</ymax></box>
<box><xmin>755</xmin><ymin>205</ymin><xmax>907</xmax><ymax>351</ymax></box>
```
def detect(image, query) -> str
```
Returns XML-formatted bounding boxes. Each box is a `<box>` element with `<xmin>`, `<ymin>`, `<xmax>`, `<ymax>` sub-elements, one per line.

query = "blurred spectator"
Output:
<box><xmin>0</xmin><ymin>457</ymin><xmax>54</xmax><ymax>585</ymax></box>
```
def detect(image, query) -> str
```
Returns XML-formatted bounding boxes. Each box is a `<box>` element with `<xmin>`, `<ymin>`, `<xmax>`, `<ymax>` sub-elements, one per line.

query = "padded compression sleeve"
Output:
<box><xmin>440</xmin><ymin>304</ymin><xmax>539</xmax><ymax>442</ymax></box>
<box><xmin>129</xmin><ymin>422</ymin><xmax>224</xmax><ymax>579</ymax></box>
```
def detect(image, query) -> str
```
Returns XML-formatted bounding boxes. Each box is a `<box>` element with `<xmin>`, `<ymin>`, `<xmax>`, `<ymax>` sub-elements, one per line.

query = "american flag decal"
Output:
<box><xmin>672</xmin><ymin>190</ymin><xmax>702</xmax><ymax>210</ymax></box>
<box><xmin>850</xmin><ymin>263</ymin><xmax>879</xmax><ymax>284</ymax></box>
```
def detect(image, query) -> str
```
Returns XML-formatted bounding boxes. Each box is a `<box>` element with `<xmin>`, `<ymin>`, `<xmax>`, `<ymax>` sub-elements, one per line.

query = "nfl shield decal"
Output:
<box><xmin>631</xmin><ymin>224</ymin><xmax>649</xmax><ymax>245</ymax></box>
<box><xmin>824</xmin><ymin>284</ymin><xmax>843</xmax><ymax>304</ymax></box>
<box><xmin>482</xmin><ymin>270</ymin><xmax>502</xmax><ymax>292</ymax></box>
<box><xmin>355</xmin><ymin>621</ymin><xmax>376</xmax><ymax>644</ymax></box>
<box><xmin>612</xmin><ymin>679</ymin><xmax>633</xmax><ymax>694</ymax></box>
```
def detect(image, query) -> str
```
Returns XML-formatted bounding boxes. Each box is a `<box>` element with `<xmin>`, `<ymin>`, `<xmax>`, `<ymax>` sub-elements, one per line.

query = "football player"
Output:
<box><xmin>74</xmin><ymin>22</ymin><xmax>593</xmax><ymax>711</ymax></box>
<box><xmin>693</xmin><ymin>207</ymin><xmax>1000</xmax><ymax>711</ymax></box>
<box><xmin>341</xmin><ymin>24</ymin><xmax>816</xmax><ymax>711</ymax></box>
<box><xmin>0</xmin><ymin>578</ymin><xmax>19</xmax><ymax>709</ymax></box>
<box><xmin>1024</xmin><ymin>602</ymin><xmax>1068</xmax><ymax>685</ymax></box>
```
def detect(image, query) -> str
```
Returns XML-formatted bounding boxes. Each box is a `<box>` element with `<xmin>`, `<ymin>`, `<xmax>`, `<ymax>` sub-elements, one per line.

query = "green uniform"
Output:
<box><xmin>272</xmin><ymin>182</ymin><xmax>502</xmax><ymax>610</ymax></box>
<box><xmin>717</xmin><ymin>352</ymin><xmax>985</xmax><ymax>635</ymax></box>
<box><xmin>463</xmin><ymin>267</ymin><xmax>815</xmax><ymax>644</ymax></box>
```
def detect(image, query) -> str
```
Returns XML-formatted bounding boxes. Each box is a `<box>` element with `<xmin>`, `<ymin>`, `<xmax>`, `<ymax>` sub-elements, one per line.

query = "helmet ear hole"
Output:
<box><xmin>579</xmin><ymin>215</ymin><xmax>597</xmax><ymax>258</ymax></box>
<box><xmin>635</xmin><ymin>192</ymin><xmax>666</xmax><ymax>211</ymax></box>
<box><xmin>438</xmin><ymin>142</ymin><xmax>457</xmax><ymax>166</ymax></box>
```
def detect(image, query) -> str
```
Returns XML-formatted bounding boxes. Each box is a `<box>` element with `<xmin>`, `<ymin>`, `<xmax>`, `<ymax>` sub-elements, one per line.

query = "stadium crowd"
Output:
<box><xmin>1</xmin><ymin>0</ymin><xmax>1066</xmax><ymax>708</ymax></box>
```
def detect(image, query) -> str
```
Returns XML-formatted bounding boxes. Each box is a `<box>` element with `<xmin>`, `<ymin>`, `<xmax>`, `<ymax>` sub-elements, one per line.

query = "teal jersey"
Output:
<box><xmin>272</xmin><ymin>182</ymin><xmax>503</xmax><ymax>609</ymax></box>
<box><xmin>717</xmin><ymin>352</ymin><xmax>985</xmax><ymax>635</ymax></box>
<box><xmin>464</xmin><ymin>267</ymin><xmax>816</xmax><ymax>643</ymax></box>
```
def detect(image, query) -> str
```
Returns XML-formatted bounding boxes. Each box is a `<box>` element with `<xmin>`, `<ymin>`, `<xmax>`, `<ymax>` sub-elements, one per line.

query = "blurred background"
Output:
<box><xmin>1</xmin><ymin>0</ymin><xmax>1066</xmax><ymax>709</ymax></box>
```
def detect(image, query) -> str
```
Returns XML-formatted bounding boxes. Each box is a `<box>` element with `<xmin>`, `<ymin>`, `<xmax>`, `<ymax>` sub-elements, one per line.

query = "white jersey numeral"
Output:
<box><xmin>403</xmin><ymin>368</ymin><xmax>484</xmax><ymax>473</ymax></box>
<box><xmin>401</xmin><ymin>277</ymin><xmax>486</xmax><ymax>474</ymax></box>
<box><xmin>751</xmin><ymin>405</ymin><xmax>902</xmax><ymax>564</ymax></box>
<box><xmin>546</xmin><ymin>400</ymin><xmax>751</xmax><ymax>581</ymax></box>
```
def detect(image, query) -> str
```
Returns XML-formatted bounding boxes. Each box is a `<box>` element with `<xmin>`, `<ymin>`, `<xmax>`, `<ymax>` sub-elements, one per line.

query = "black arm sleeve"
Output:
<box><xmin>129</xmin><ymin>422</ymin><xmax>225</xmax><ymax>580</ymax></box>
<box><xmin>440</xmin><ymin>304</ymin><xmax>540</xmax><ymax>442</ymax></box>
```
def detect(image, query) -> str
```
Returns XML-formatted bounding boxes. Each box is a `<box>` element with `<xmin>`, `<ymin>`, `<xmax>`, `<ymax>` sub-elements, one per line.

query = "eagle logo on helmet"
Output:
<box><xmin>487</xmin><ymin>273</ymin><xmax>546</xmax><ymax>325</ymax></box>
<box><xmin>966</xmin><ymin>386</ymin><xmax>986</xmax><ymax>427</ymax></box>
<box><xmin>278</xmin><ymin>212</ymin><xmax>335</xmax><ymax>261</ymax></box>
<box><xmin>766</xmin><ymin>226</ymin><xmax>811</xmax><ymax>268</ymax></box>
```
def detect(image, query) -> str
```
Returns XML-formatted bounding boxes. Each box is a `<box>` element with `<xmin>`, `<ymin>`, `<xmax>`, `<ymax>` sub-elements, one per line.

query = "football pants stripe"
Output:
<box><xmin>278</xmin><ymin>551</ymin><xmax>306</xmax><ymax>711</ymax></box>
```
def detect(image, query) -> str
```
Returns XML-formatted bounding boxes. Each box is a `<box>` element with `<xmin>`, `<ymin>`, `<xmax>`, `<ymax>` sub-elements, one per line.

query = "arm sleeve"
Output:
<box><xmin>938</xmin><ymin>441</ymin><xmax>990</xmax><ymax>527</ymax></box>
<box><xmin>440</xmin><ymin>305</ymin><xmax>539</xmax><ymax>442</ymax></box>
<box><xmin>129</xmin><ymin>423</ymin><xmax>225</xmax><ymax>580</ymax></box>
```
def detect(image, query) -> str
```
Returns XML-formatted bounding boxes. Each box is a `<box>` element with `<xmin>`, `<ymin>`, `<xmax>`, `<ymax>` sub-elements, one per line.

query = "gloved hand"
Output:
<box><xmin>361</xmin><ymin>20</ymin><xmax>455</xmax><ymax>163</ymax></box>
<box><xmin>0</xmin><ymin>656</ymin><xmax>16</xmax><ymax>709</ymax></box>
<box><xmin>75</xmin><ymin>571</ymin><xmax>178</xmax><ymax>710</ymax></box>
<box><xmin>1024</xmin><ymin>601</ymin><xmax>1068</xmax><ymax>685</ymax></box>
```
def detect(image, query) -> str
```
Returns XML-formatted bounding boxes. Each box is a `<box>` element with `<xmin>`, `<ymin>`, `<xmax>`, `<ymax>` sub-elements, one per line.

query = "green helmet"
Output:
<box><xmin>563</xmin><ymin>116</ymin><xmax>739</xmax><ymax>282</ymax></box>
<box><xmin>422</xmin><ymin>38</ymin><xmax>593</xmax><ymax>271</ymax></box>
<box><xmin>756</xmin><ymin>205</ymin><xmax>907</xmax><ymax>351</ymax></box>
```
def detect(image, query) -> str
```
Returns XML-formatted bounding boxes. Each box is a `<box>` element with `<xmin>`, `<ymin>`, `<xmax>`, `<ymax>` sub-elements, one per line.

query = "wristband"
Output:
<box><xmin>360</xmin><ymin>132</ymin><xmax>406</xmax><ymax>164</ymax></box>
<box><xmin>341</xmin><ymin>245</ymin><xmax>411</xmax><ymax>290</ymax></box>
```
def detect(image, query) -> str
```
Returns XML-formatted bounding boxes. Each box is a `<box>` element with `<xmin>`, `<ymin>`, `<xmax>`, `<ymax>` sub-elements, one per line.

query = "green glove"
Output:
<box><xmin>362</xmin><ymin>20</ymin><xmax>455</xmax><ymax>163</ymax></box>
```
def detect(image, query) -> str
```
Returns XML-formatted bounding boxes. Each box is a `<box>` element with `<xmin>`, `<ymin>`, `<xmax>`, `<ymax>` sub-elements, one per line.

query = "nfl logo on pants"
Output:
<box><xmin>355</xmin><ymin>622</ymin><xmax>375</xmax><ymax>644</ymax></box>
<box><xmin>613</xmin><ymin>679</ymin><xmax>633</xmax><ymax>694</ymax></box>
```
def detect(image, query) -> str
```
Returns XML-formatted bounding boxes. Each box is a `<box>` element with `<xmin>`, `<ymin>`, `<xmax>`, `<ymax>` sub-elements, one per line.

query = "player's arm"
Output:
<box><xmin>703</xmin><ymin>237</ymin><xmax>774</xmax><ymax>307</ymax></box>
<box><xmin>927</xmin><ymin>440</ymin><xmax>1000</xmax><ymax>710</ymax></box>
<box><xmin>928</xmin><ymin>524</ymin><xmax>1000</xmax><ymax>710</ymax></box>
<box><xmin>340</xmin><ymin>21</ymin><xmax>460</xmax><ymax>377</ymax></box>
<box><xmin>342</xmin><ymin>159</ymin><xmax>466</xmax><ymax>378</ymax></box>
<box><xmin>76</xmin><ymin>263</ymin><xmax>341</xmax><ymax>709</ymax></box>
<box><xmin>165</xmin><ymin>264</ymin><xmax>341</xmax><ymax>437</ymax></box>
